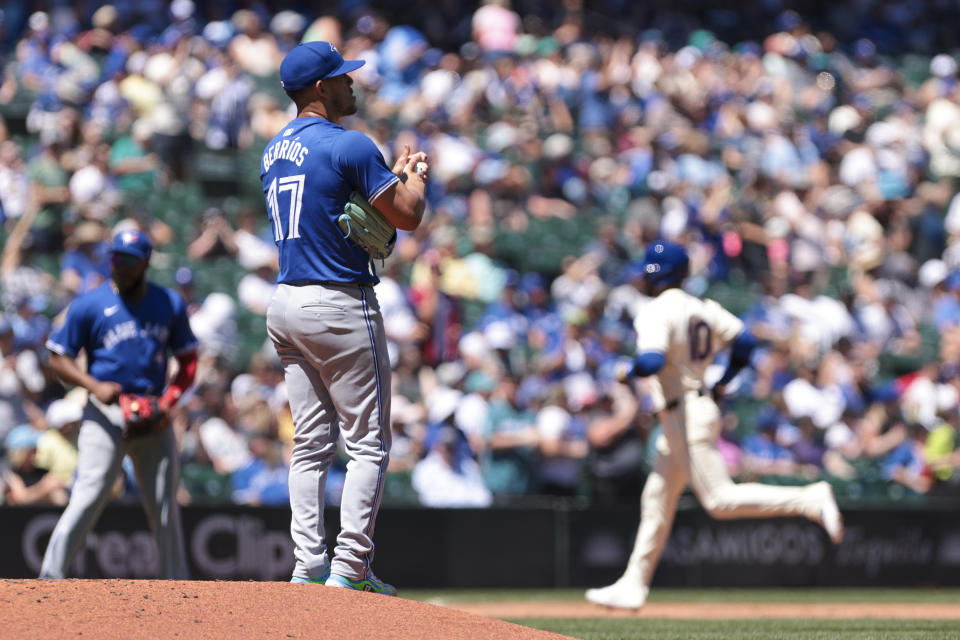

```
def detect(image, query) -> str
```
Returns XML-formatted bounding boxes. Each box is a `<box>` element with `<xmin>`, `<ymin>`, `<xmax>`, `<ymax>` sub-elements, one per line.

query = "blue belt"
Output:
<box><xmin>284</xmin><ymin>280</ymin><xmax>374</xmax><ymax>289</ymax></box>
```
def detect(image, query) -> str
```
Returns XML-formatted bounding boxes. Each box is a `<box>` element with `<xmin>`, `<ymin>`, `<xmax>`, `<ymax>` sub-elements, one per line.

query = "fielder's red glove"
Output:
<box><xmin>118</xmin><ymin>393</ymin><xmax>169</xmax><ymax>438</ymax></box>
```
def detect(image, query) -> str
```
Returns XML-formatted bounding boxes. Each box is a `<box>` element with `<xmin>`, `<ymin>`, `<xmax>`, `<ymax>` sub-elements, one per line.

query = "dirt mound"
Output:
<box><xmin>0</xmin><ymin>579</ymin><xmax>572</xmax><ymax>640</ymax></box>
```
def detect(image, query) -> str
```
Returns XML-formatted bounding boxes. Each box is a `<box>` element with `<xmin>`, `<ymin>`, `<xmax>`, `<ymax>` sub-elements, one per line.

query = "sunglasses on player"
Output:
<box><xmin>110</xmin><ymin>253</ymin><xmax>146</xmax><ymax>268</ymax></box>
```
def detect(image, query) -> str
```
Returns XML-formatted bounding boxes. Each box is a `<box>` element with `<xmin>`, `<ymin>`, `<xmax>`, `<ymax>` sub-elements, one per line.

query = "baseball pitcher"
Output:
<box><xmin>262</xmin><ymin>42</ymin><xmax>427</xmax><ymax>594</ymax></box>
<box><xmin>586</xmin><ymin>241</ymin><xmax>844</xmax><ymax>610</ymax></box>
<box><xmin>40</xmin><ymin>230</ymin><xmax>197</xmax><ymax>579</ymax></box>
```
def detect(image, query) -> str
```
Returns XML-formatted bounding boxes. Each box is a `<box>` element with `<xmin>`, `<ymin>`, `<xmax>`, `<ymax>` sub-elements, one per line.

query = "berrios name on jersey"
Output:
<box><xmin>262</xmin><ymin>133</ymin><xmax>309</xmax><ymax>173</ymax></box>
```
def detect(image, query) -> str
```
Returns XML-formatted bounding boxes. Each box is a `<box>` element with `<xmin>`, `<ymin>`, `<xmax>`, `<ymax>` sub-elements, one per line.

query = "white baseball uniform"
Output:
<box><xmin>589</xmin><ymin>288</ymin><xmax>836</xmax><ymax>608</ymax></box>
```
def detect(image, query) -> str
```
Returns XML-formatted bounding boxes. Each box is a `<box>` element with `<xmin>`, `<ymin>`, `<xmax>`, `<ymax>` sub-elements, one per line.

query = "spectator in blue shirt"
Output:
<box><xmin>231</xmin><ymin>433</ymin><xmax>290</xmax><ymax>506</ymax></box>
<box><xmin>60</xmin><ymin>220</ymin><xmax>110</xmax><ymax>295</ymax></box>
<box><xmin>883</xmin><ymin>422</ymin><xmax>933</xmax><ymax>495</ymax></box>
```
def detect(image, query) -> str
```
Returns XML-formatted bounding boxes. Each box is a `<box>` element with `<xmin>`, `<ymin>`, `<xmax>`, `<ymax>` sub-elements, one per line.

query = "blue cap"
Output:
<box><xmin>520</xmin><ymin>272</ymin><xmax>546</xmax><ymax>293</ymax></box>
<box><xmin>6</xmin><ymin>424</ymin><xmax>40</xmax><ymax>450</ymax></box>
<box><xmin>110</xmin><ymin>230</ymin><xmax>152</xmax><ymax>260</ymax></box>
<box><xmin>642</xmin><ymin>240</ymin><xmax>689</xmax><ymax>287</ymax></box>
<box><xmin>280</xmin><ymin>41</ymin><xmax>365</xmax><ymax>91</ymax></box>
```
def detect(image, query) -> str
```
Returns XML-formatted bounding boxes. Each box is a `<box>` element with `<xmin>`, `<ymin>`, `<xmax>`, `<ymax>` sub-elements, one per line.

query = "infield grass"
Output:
<box><xmin>511</xmin><ymin>618</ymin><xmax>960</xmax><ymax>640</ymax></box>
<box><xmin>405</xmin><ymin>589</ymin><xmax>960</xmax><ymax>639</ymax></box>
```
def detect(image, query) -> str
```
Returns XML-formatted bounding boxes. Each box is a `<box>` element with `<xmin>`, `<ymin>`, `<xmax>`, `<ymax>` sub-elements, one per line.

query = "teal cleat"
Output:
<box><xmin>325</xmin><ymin>573</ymin><xmax>397</xmax><ymax>596</ymax></box>
<box><xmin>291</xmin><ymin>572</ymin><xmax>329</xmax><ymax>584</ymax></box>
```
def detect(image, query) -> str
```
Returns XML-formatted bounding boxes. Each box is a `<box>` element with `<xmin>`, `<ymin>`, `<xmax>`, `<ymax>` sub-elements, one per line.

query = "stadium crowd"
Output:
<box><xmin>2</xmin><ymin>0</ymin><xmax>960</xmax><ymax>509</ymax></box>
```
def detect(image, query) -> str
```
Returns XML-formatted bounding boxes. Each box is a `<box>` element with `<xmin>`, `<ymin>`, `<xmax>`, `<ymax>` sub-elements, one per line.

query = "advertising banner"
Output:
<box><xmin>3</xmin><ymin>504</ymin><xmax>959</xmax><ymax>587</ymax></box>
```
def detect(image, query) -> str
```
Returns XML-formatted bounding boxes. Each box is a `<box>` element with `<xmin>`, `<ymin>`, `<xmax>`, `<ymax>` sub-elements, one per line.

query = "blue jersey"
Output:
<box><xmin>260</xmin><ymin>117</ymin><xmax>399</xmax><ymax>285</ymax></box>
<box><xmin>46</xmin><ymin>282</ymin><xmax>197</xmax><ymax>394</ymax></box>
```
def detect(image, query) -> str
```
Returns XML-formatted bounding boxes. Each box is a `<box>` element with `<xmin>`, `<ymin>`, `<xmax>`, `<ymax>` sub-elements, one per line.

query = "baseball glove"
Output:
<box><xmin>337</xmin><ymin>192</ymin><xmax>397</xmax><ymax>260</ymax></box>
<box><xmin>118</xmin><ymin>393</ymin><xmax>168</xmax><ymax>438</ymax></box>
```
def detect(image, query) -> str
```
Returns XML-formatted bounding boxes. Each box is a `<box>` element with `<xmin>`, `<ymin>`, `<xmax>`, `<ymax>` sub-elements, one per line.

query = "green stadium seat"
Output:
<box><xmin>381</xmin><ymin>470</ymin><xmax>421</xmax><ymax>506</ymax></box>
<box><xmin>730</xmin><ymin>396</ymin><xmax>766</xmax><ymax>439</ymax></box>
<box><xmin>194</xmin><ymin>147</ymin><xmax>243</xmax><ymax>198</ymax></box>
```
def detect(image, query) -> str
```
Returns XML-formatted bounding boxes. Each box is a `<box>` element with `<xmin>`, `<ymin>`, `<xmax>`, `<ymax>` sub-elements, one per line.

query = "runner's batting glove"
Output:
<box><xmin>337</xmin><ymin>192</ymin><xmax>397</xmax><ymax>261</ymax></box>
<box><xmin>119</xmin><ymin>393</ymin><xmax>169</xmax><ymax>438</ymax></box>
<box><xmin>710</xmin><ymin>383</ymin><xmax>727</xmax><ymax>404</ymax></box>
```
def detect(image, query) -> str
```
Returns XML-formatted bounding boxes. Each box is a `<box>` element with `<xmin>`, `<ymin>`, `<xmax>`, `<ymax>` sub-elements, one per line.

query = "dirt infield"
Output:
<box><xmin>0</xmin><ymin>579</ymin><xmax>572</xmax><ymax>640</ymax></box>
<box><xmin>446</xmin><ymin>600</ymin><xmax>960</xmax><ymax>620</ymax></box>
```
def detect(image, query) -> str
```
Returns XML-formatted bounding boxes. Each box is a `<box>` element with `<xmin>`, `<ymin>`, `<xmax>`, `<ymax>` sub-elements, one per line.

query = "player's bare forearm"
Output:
<box><xmin>374</xmin><ymin>147</ymin><xmax>428</xmax><ymax>230</ymax></box>
<box><xmin>47</xmin><ymin>353</ymin><xmax>93</xmax><ymax>390</ymax></box>
<box><xmin>373</xmin><ymin>179</ymin><xmax>425</xmax><ymax>230</ymax></box>
<box><xmin>48</xmin><ymin>353</ymin><xmax>121</xmax><ymax>404</ymax></box>
<box><xmin>400</xmin><ymin>179</ymin><xmax>427</xmax><ymax>221</ymax></box>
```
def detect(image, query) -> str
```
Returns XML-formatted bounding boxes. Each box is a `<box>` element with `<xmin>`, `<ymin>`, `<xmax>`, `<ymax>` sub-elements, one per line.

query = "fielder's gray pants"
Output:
<box><xmin>267</xmin><ymin>283</ymin><xmax>391</xmax><ymax>582</ymax></box>
<box><xmin>40</xmin><ymin>398</ymin><xmax>189</xmax><ymax>579</ymax></box>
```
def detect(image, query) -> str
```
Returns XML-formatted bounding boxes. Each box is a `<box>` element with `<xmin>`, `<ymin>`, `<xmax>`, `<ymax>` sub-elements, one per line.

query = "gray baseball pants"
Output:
<box><xmin>267</xmin><ymin>282</ymin><xmax>391</xmax><ymax>582</ymax></box>
<box><xmin>40</xmin><ymin>397</ymin><xmax>188</xmax><ymax>579</ymax></box>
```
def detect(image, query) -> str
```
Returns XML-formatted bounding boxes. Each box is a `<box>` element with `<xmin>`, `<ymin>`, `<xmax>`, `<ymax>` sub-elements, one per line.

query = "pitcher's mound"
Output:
<box><xmin>1</xmin><ymin>579</ymin><xmax>572</xmax><ymax>640</ymax></box>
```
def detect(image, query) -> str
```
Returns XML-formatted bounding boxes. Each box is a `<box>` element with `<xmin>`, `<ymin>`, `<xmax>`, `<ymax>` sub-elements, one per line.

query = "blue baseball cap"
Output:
<box><xmin>280</xmin><ymin>41</ymin><xmax>365</xmax><ymax>91</ymax></box>
<box><xmin>110</xmin><ymin>230</ymin><xmax>152</xmax><ymax>260</ymax></box>
<box><xmin>6</xmin><ymin>424</ymin><xmax>41</xmax><ymax>450</ymax></box>
<box><xmin>642</xmin><ymin>240</ymin><xmax>689</xmax><ymax>287</ymax></box>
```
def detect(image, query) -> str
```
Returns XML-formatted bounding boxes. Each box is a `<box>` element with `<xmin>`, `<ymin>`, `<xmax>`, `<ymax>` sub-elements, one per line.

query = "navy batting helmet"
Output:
<box><xmin>642</xmin><ymin>240</ymin><xmax>688</xmax><ymax>287</ymax></box>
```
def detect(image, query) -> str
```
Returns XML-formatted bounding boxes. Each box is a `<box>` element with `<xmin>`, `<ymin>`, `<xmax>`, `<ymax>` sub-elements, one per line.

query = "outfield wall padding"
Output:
<box><xmin>2</xmin><ymin>503</ymin><xmax>958</xmax><ymax>586</ymax></box>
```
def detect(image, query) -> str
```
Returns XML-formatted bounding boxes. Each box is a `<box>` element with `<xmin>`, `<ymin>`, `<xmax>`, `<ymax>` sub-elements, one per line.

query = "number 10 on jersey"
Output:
<box><xmin>688</xmin><ymin>318</ymin><xmax>712</xmax><ymax>361</ymax></box>
<box><xmin>267</xmin><ymin>174</ymin><xmax>305</xmax><ymax>240</ymax></box>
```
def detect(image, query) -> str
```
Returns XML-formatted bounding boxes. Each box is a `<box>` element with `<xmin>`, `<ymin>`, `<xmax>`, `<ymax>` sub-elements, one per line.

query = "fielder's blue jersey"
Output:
<box><xmin>260</xmin><ymin>117</ymin><xmax>399</xmax><ymax>285</ymax></box>
<box><xmin>46</xmin><ymin>282</ymin><xmax>198</xmax><ymax>394</ymax></box>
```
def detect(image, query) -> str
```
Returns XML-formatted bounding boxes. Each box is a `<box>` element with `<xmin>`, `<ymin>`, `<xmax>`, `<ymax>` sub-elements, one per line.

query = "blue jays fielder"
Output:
<box><xmin>262</xmin><ymin>42</ymin><xmax>427</xmax><ymax>593</ymax></box>
<box><xmin>586</xmin><ymin>241</ymin><xmax>844</xmax><ymax>610</ymax></box>
<box><xmin>41</xmin><ymin>230</ymin><xmax>198</xmax><ymax>579</ymax></box>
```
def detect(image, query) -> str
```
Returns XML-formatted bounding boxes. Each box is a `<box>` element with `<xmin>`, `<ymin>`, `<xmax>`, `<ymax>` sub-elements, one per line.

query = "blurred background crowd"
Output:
<box><xmin>2</xmin><ymin>0</ymin><xmax>960</xmax><ymax>510</ymax></box>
